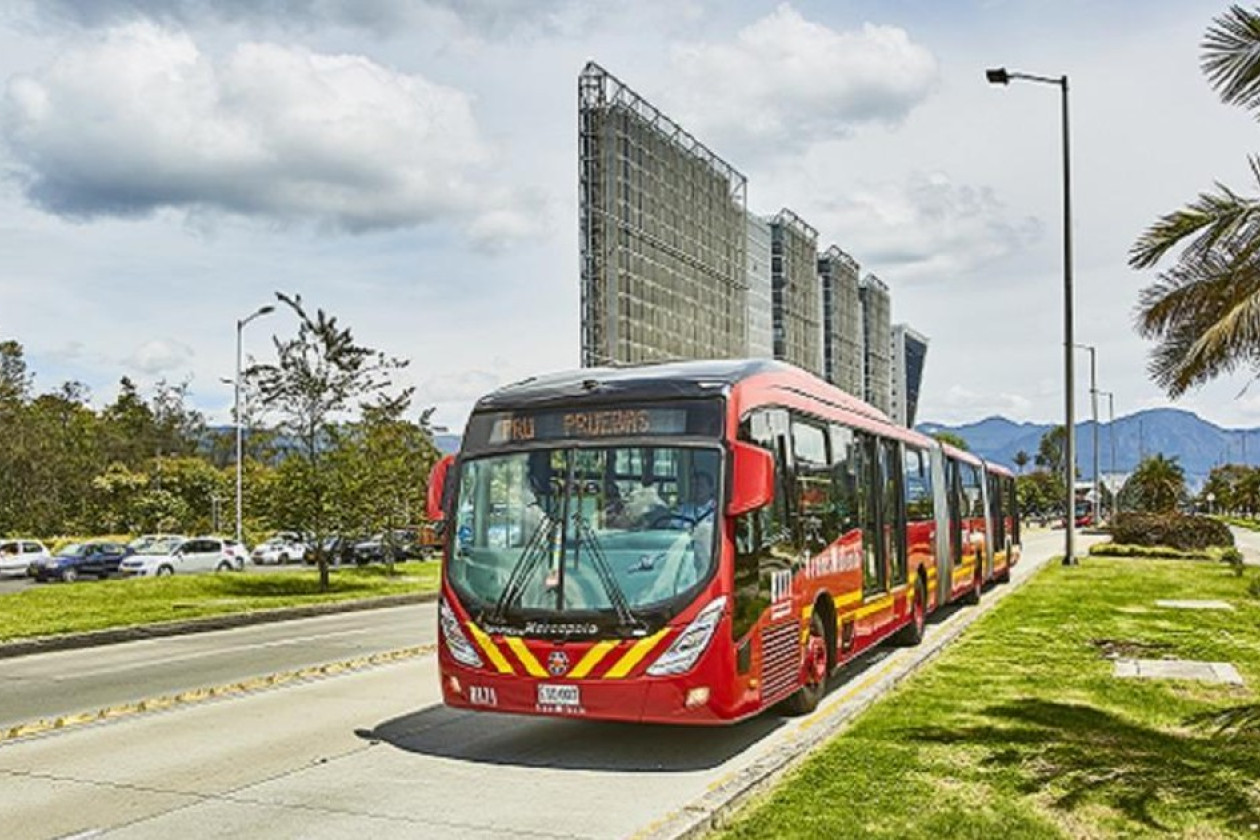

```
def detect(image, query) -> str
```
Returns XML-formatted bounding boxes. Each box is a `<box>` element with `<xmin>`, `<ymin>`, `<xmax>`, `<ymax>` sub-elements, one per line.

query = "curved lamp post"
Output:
<box><xmin>987</xmin><ymin>66</ymin><xmax>1077</xmax><ymax>565</ymax></box>
<box><xmin>235</xmin><ymin>305</ymin><xmax>275</xmax><ymax>544</ymax></box>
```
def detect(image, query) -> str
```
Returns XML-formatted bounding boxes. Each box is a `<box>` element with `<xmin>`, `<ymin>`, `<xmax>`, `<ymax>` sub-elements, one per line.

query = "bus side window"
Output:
<box><xmin>881</xmin><ymin>439</ymin><xmax>907</xmax><ymax>587</ymax></box>
<box><xmin>791</xmin><ymin>417</ymin><xmax>830</xmax><ymax>554</ymax></box>
<box><xmin>903</xmin><ymin>447</ymin><xmax>934</xmax><ymax>522</ymax></box>
<box><xmin>989</xmin><ymin>473</ymin><xmax>1006</xmax><ymax>546</ymax></box>
<box><xmin>828</xmin><ymin>424</ymin><xmax>860</xmax><ymax>535</ymax></box>
<box><xmin>855</xmin><ymin>431</ymin><xmax>884</xmax><ymax>596</ymax></box>
<box><xmin>732</xmin><ymin>408</ymin><xmax>792</xmax><ymax>639</ymax></box>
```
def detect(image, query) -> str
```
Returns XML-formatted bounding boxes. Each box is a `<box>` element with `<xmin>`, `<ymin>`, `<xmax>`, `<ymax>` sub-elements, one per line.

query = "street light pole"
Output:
<box><xmin>987</xmin><ymin>66</ymin><xmax>1076</xmax><ymax>565</ymax></box>
<box><xmin>1073</xmin><ymin>344</ymin><xmax>1100</xmax><ymax>526</ymax></box>
<box><xmin>1098</xmin><ymin>389</ymin><xmax>1116</xmax><ymax>517</ymax></box>
<box><xmin>235</xmin><ymin>304</ymin><xmax>275</xmax><ymax>544</ymax></box>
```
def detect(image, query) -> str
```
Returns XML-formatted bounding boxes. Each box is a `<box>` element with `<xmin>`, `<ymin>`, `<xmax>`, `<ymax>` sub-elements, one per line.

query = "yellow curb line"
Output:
<box><xmin>1</xmin><ymin>643</ymin><xmax>437</xmax><ymax>745</ymax></box>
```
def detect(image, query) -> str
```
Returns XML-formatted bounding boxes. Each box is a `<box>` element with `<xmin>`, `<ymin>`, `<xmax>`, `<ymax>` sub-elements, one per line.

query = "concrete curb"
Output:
<box><xmin>0</xmin><ymin>643</ymin><xmax>437</xmax><ymax>745</ymax></box>
<box><xmin>0</xmin><ymin>591</ymin><xmax>438</xmax><ymax>660</ymax></box>
<box><xmin>637</xmin><ymin>562</ymin><xmax>1043</xmax><ymax>840</ymax></box>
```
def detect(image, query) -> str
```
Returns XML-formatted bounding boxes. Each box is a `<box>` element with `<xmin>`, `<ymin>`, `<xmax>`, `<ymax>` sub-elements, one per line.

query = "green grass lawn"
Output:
<box><xmin>717</xmin><ymin>558</ymin><xmax>1260</xmax><ymax>839</ymax></box>
<box><xmin>0</xmin><ymin>562</ymin><xmax>441</xmax><ymax>642</ymax></box>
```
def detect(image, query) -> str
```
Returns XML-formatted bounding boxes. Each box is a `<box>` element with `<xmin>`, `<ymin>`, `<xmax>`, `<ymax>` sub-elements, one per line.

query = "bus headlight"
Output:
<box><xmin>439</xmin><ymin>598</ymin><xmax>484</xmax><ymax>669</ymax></box>
<box><xmin>646</xmin><ymin>596</ymin><xmax>726</xmax><ymax>676</ymax></box>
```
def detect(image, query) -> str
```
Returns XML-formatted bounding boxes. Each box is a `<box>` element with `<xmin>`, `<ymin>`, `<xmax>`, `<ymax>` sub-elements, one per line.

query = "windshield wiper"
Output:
<box><xmin>571</xmin><ymin>513</ymin><xmax>646</xmax><ymax>634</ymax></box>
<box><xmin>489</xmin><ymin>510</ymin><xmax>559</xmax><ymax>625</ymax></box>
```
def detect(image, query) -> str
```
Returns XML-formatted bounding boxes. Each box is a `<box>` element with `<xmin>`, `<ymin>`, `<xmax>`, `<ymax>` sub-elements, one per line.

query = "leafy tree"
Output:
<box><xmin>1018</xmin><ymin>469</ymin><xmax>1063</xmax><ymax>519</ymax></box>
<box><xmin>1013</xmin><ymin>450</ymin><xmax>1031</xmax><ymax>474</ymax></box>
<box><xmin>247</xmin><ymin>292</ymin><xmax>409</xmax><ymax>590</ymax></box>
<box><xmin>338</xmin><ymin>400</ymin><xmax>441</xmax><ymax>570</ymax></box>
<box><xmin>1034</xmin><ymin>425</ymin><xmax>1073</xmax><ymax>477</ymax></box>
<box><xmin>932</xmin><ymin>431</ymin><xmax>969</xmax><ymax>450</ymax></box>
<box><xmin>1120</xmin><ymin>454</ymin><xmax>1188</xmax><ymax>513</ymax></box>
<box><xmin>1129</xmin><ymin>6</ymin><xmax>1260</xmax><ymax>396</ymax></box>
<box><xmin>20</xmin><ymin>385</ymin><xmax>103</xmax><ymax>535</ymax></box>
<box><xmin>0</xmin><ymin>339</ymin><xmax>32</xmax><ymax>405</ymax></box>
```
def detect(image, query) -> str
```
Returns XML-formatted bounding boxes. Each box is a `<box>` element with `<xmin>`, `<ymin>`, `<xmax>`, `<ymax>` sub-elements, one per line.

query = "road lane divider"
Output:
<box><xmin>0</xmin><ymin>643</ymin><xmax>438</xmax><ymax>745</ymax></box>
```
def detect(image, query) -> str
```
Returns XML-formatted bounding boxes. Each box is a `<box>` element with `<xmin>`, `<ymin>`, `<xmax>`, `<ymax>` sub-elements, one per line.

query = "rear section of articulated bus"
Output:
<box><xmin>426</xmin><ymin>398</ymin><xmax>775</xmax><ymax>724</ymax></box>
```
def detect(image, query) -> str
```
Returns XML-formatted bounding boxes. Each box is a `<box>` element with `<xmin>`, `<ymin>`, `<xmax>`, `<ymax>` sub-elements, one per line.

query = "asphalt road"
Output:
<box><xmin>0</xmin><ymin>528</ymin><xmax>1090</xmax><ymax>840</ymax></box>
<box><xmin>1229</xmin><ymin>525</ymin><xmax>1260</xmax><ymax>565</ymax></box>
<box><xmin>0</xmin><ymin>604</ymin><xmax>435</xmax><ymax>731</ymax></box>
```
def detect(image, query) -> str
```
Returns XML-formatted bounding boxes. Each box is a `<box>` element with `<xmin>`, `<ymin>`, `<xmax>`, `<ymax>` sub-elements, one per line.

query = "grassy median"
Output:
<box><xmin>0</xmin><ymin>562</ymin><xmax>441</xmax><ymax>642</ymax></box>
<box><xmin>718</xmin><ymin>558</ymin><xmax>1260</xmax><ymax>838</ymax></box>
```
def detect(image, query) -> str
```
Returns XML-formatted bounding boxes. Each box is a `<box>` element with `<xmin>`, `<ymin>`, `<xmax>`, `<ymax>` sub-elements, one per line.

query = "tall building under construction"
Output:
<box><xmin>576</xmin><ymin>62</ymin><xmax>926</xmax><ymax>426</ymax></box>
<box><xmin>770</xmin><ymin>209</ymin><xmax>822</xmax><ymax>378</ymax></box>
<box><xmin>745</xmin><ymin>213</ymin><xmax>774</xmax><ymax>359</ymax></box>
<box><xmin>859</xmin><ymin>274</ymin><xmax>892</xmax><ymax>414</ymax></box>
<box><xmin>818</xmin><ymin>245</ymin><xmax>863</xmax><ymax>398</ymax></box>
<box><xmin>578</xmin><ymin>63</ymin><xmax>748</xmax><ymax>367</ymax></box>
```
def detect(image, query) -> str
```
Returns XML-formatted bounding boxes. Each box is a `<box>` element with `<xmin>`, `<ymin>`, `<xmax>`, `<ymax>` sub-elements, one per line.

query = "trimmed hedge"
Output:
<box><xmin>1110</xmin><ymin>512</ymin><xmax>1234</xmax><ymax>551</ymax></box>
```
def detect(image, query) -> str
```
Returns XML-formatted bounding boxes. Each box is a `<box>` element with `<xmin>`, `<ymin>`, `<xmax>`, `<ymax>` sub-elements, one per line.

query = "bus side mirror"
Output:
<box><xmin>427</xmin><ymin>455</ymin><xmax>456</xmax><ymax>521</ymax></box>
<box><xmin>728</xmin><ymin>441</ymin><xmax>774</xmax><ymax>516</ymax></box>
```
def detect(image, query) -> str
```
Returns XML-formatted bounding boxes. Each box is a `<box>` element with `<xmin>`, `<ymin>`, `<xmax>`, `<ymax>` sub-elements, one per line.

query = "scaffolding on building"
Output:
<box><xmin>818</xmin><ymin>245</ymin><xmax>863</xmax><ymax>397</ymax></box>
<box><xmin>860</xmin><ymin>273</ymin><xmax>892</xmax><ymax>414</ymax></box>
<box><xmin>745</xmin><ymin>213</ymin><xmax>773</xmax><ymax>359</ymax></box>
<box><xmin>770</xmin><ymin>208</ymin><xmax>821</xmax><ymax>378</ymax></box>
<box><xmin>579</xmin><ymin>62</ymin><xmax>748</xmax><ymax>368</ymax></box>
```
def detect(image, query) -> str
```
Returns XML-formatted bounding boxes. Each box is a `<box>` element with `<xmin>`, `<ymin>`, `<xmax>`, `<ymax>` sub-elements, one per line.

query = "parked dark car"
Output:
<box><xmin>29</xmin><ymin>541</ymin><xmax>133</xmax><ymax>582</ymax></box>
<box><xmin>351</xmin><ymin>526</ymin><xmax>436</xmax><ymax>564</ymax></box>
<box><xmin>304</xmin><ymin>535</ymin><xmax>363</xmax><ymax>566</ymax></box>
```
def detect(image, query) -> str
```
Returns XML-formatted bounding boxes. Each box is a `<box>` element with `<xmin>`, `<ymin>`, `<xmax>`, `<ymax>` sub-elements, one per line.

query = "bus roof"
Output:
<box><xmin>474</xmin><ymin>359</ymin><xmax>790</xmax><ymax>412</ymax></box>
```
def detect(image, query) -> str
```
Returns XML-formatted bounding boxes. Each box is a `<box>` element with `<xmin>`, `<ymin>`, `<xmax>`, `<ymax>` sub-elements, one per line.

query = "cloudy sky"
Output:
<box><xmin>0</xmin><ymin>0</ymin><xmax>1256</xmax><ymax>436</ymax></box>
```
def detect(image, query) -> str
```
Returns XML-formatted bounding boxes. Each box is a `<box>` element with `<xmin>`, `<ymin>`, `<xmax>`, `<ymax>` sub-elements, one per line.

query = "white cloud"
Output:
<box><xmin>1</xmin><ymin>22</ymin><xmax>524</xmax><ymax>233</ymax></box>
<box><xmin>415</xmin><ymin>369</ymin><xmax>502</xmax><ymax>405</ymax></box>
<box><xmin>937</xmin><ymin>384</ymin><xmax>1033</xmax><ymax>423</ymax></box>
<box><xmin>806</xmin><ymin>171</ymin><xmax>1043</xmax><ymax>283</ymax></box>
<box><xmin>24</xmin><ymin>0</ymin><xmax>597</xmax><ymax>38</ymax></box>
<box><xmin>666</xmin><ymin>4</ymin><xmax>938</xmax><ymax>156</ymax></box>
<box><xmin>127</xmin><ymin>338</ymin><xmax>195</xmax><ymax>374</ymax></box>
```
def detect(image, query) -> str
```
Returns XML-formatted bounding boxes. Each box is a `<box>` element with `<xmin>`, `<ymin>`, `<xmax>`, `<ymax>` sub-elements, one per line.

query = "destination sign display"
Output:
<box><xmin>464</xmin><ymin>399</ymin><xmax>722</xmax><ymax>450</ymax></box>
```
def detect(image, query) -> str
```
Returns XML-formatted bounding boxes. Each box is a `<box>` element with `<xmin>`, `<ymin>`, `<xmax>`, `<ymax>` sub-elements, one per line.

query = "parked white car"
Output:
<box><xmin>119</xmin><ymin>536</ymin><xmax>242</xmax><ymax>577</ymax></box>
<box><xmin>0</xmin><ymin>539</ymin><xmax>50</xmax><ymax>576</ymax></box>
<box><xmin>127</xmin><ymin>534</ymin><xmax>188</xmax><ymax>554</ymax></box>
<box><xmin>251</xmin><ymin>534</ymin><xmax>307</xmax><ymax>565</ymax></box>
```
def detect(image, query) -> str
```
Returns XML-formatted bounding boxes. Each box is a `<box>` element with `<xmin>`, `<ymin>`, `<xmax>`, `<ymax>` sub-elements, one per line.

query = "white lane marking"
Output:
<box><xmin>44</xmin><ymin>628</ymin><xmax>383</xmax><ymax>679</ymax></box>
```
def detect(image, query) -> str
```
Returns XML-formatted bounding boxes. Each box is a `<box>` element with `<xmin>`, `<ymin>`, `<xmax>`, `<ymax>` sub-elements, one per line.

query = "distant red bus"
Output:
<box><xmin>427</xmin><ymin>360</ymin><xmax>1020</xmax><ymax>724</ymax></box>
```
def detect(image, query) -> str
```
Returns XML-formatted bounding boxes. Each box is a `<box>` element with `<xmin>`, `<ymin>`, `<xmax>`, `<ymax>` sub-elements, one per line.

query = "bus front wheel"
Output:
<box><xmin>782</xmin><ymin>612</ymin><xmax>828</xmax><ymax>716</ymax></box>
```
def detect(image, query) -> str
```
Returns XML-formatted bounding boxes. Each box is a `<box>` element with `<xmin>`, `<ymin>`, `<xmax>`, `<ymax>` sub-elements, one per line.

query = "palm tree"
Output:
<box><xmin>1130</xmin><ymin>5</ymin><xmax>1260</xmax><ymax>396</ymax></box>
<box><xmin>1120</xmin><ymin>454</ymin><xmax>1187</xmax><ymax>513</ymax></box>
<box><xmin>1013</xmin><ymin>450</ymin><xmax>1030</xmax><ymax>474</ymax></box>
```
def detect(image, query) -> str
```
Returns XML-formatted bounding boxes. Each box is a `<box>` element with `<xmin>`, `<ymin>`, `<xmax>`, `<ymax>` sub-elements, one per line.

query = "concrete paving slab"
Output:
<box><xmin>1154</xmin><ymin>599</ymin><xmax>1234</xmax><ymax>611</ymax></box>
<box><xmin>1113</xmin><ymin>658</ymin><xmax>1245</xmax><ymax>685</ymax></box>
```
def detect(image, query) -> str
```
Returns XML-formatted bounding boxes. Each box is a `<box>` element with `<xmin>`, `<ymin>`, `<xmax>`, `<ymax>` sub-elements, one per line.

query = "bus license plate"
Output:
<box><xmin>537</xmin><ymin>684</ymin><xmax>581</xmax><ymax>707</ymax></box>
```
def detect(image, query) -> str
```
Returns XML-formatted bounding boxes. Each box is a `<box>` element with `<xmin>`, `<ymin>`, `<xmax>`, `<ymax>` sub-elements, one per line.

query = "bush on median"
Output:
<box><xmin>1109</xmin><ymin>511</ymin><xmax>1234</xmax><ymax>551</ymax></box>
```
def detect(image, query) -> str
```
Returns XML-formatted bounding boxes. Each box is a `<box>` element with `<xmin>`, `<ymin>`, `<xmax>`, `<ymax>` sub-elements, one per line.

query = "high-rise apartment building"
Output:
<box><xmin>578</xmin><ymin>63</ymin><xmax>748</xmax><ymax>367</ymax></box>
<box><xmin>891</xmin><ymin>323</ymin><xmax>929</xmax><ymax>428</ymax></box>
<box><xmin>770</xmin><ymin>209</ymin><xmax>822</xmax><ymax>378</ymax></box>
<box><xmin>859</xmin><ymin>273</ymin><xmax>892</xmax><ymax>414</ymax></box>
<box><xmin>817</xmin><ymin>245</ymin><xmax>863</xmax><ymax>398</ymax></box>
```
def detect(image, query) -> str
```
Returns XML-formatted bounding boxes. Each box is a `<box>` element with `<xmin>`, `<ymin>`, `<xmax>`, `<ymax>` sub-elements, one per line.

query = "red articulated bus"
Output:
<box><xmin>426</xmin><ymin>360</ymin><xmax>1021</xmax><ymax>724</ymax></box>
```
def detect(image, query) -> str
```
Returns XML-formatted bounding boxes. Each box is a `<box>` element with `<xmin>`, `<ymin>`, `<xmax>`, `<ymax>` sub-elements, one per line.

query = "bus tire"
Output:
<box><xmin>782</xmin><ymin>611</ymin><xmax>828</xmax><ymax>716</ymax></box>
<box><xmin>896</xmin><ymin>575</ymin><xmax>927</xmax><ymax>646</ymax></box>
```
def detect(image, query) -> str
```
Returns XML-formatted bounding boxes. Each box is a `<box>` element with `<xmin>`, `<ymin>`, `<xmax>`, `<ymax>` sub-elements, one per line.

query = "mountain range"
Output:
<box><xmin>917</xmin><ymin>408</ymin><xmax>1260</xmax><ymax>489</ymax></box>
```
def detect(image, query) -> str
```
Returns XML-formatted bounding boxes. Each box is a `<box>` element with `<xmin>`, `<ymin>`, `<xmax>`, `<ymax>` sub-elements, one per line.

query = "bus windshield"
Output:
<box><xmin>449</xmin><ymin>445</ymin><xmax>721</xmax><ymax>632</ymax></box>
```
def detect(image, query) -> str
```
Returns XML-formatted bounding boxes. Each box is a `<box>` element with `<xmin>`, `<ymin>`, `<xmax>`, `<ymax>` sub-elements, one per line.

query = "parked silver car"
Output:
<box><xmin>119</xmin><ymin>536</ymin><xmax>242</xmax><ymax>577</ymax></box>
